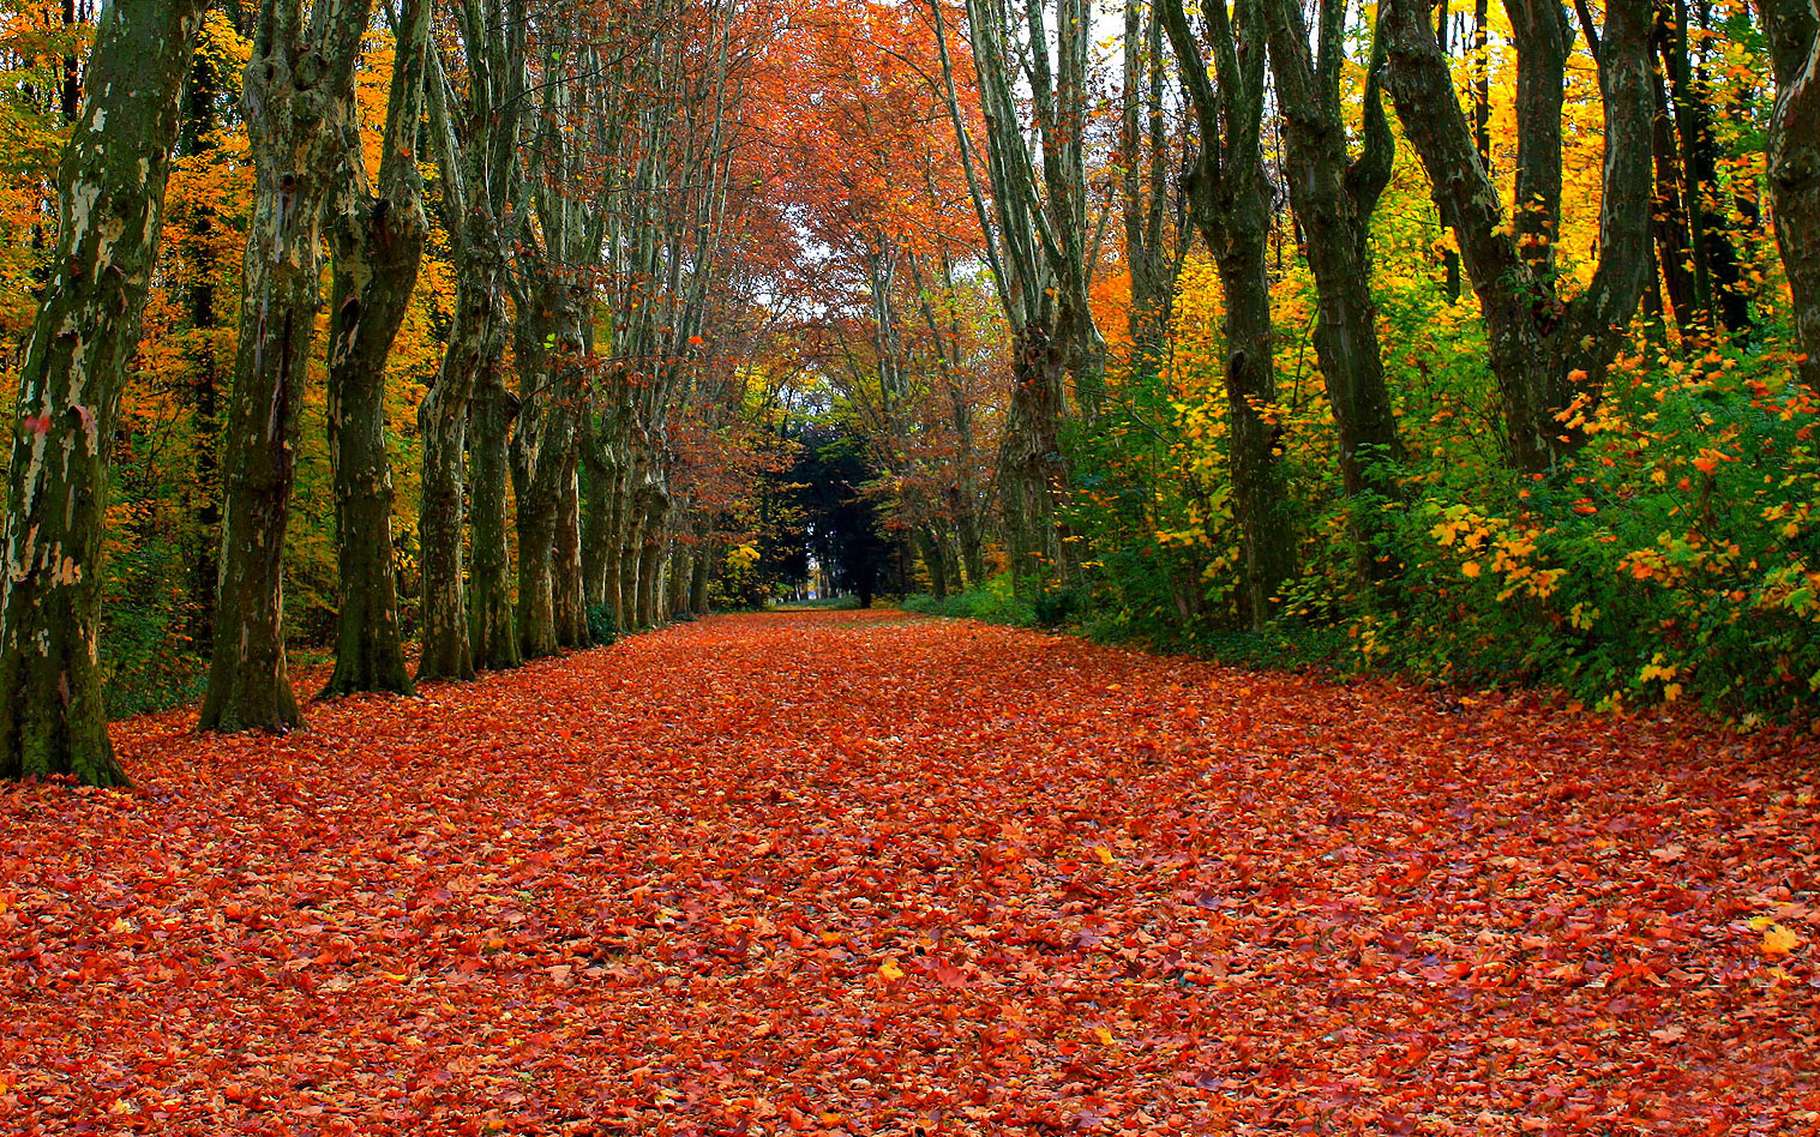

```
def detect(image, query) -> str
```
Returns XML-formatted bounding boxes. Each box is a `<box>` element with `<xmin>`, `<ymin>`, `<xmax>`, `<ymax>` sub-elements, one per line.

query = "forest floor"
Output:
<box><xmin>3</xmin><ymin>609</ymin><xmax>1818</xmax><ymax>1135</ymax></box>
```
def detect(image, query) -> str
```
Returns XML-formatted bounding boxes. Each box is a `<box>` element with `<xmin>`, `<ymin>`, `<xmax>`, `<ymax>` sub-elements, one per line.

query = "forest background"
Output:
<box><xmin>1</xmin><ymin>0</ymin><xmax>1817</xmax><ymax>782</ymax></box>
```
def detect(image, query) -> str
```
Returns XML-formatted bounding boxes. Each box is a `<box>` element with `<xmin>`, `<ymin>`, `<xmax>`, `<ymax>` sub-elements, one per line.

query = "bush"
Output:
<box><xmin>902</xmin><ymin>575</ymin><xmax>1036</xmax><ymax>626</ymax></box>
<box><xmin>586</xmin><ymin>604</ymin><xmax>621</xmax><ymax>646</ymax></box>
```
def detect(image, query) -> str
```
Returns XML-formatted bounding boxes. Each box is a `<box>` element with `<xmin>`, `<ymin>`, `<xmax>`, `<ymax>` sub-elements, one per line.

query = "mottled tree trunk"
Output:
<box><xmin>553</xmin><ymin>453</ymin><xmax>589</xmax><ymax>648</ymax></box>
<box><xmin>1660</xmin><ymin>0</ymin><xmax>1751</xmax><ymax>332</ymax></box>
<box><xmin>635</xmin><ymin>483</ymin><xmax>668</xmax><ymax>628</ymax></box>
<box><xmin>668</xmin><ymin>544</ymin><xmax>692</xmax><ymax>618</ymax></box>
<box><xmin>1763</xmin><ymin>0</ymin><xmax>1820</xmax><ymax>391</ymax></box>
<box><xmin>0</xmin><ymin>2</ymin><xmax>207</xmax><ymax>784</ymax></box>
<box><xmin>999</xmin><ymin>325</ymin><xmax>1070</xmax><ymax>588</ymax></box>
<box><xmin>469</xmin><ymin>368</ymin><xmax>520</xmax><ymax>670</ymax></box>
<box><xmin>511</xmin><ymin>282</ymin><xmax>585</xmax><ymax>659</ymax></box>
<box><xmin>617</xmin><ymin>477</ymin><xmax>643</xmax><ymax>630</ymax></box>
<box><xmin>689</xmin><ymin>543</ymin><xmax>711</xmax><ymax>615</ymax></box>
<box><xmin>1648</xmin><ymin>20</ymin><xmax>1699</xmax><ymax>334</ymax></box>
<box><xmin>1213</xmin><ymin>229</ymin><xmax>1297</xmax><ymax>629</ymax></box>
<box><xmin>580</xmin><ymin>430</ymin><xmax>621</xmax><ymax>614</ymax></box>
<box><xmin>322</xmin><ymin>0</ymin><xmax>430</xmax><ymax>699</ymax></box>
<box><xmin>956</xmin><ymin>506</ymin><xmax>986</xmax><ymax>588</ymax></box>
<box><xmin>918</xmin><ymin>529</ymin><xmax>950</xmax><ymax>599</ymax></box>
<box><xmin>205</xmin><ymin>2</ymin><xmax>375</xmax><ymax>732</ymax></box>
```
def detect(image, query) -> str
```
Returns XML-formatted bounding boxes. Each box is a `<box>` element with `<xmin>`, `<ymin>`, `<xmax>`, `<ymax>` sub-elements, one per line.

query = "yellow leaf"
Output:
<box><xmin>1093</xmin><ymin>845</ymin><xmax>1115</xmax><ymax>865</ymax></box>
<box><xmin>878</xmin><ymin>958</ymin><xmax>905</xmax><ymax>981</ymax></box>
<box><xmin>1460</xmin><ymin>561</ymin><xmax>1481</xmax><ymax>579</ymax></box>
<box><xmin>1093</xmin><ymin>1026</ymin><xmax>1115</xmax><ymax>1046</ymax></box>
<box><xmin>1760</xmin><ymin>922</ymin><xmax>1802</xmax><ymax>958</ymax></box>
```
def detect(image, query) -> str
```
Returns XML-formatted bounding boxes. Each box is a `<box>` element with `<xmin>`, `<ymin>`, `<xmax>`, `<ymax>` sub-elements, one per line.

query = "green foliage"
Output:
<box><xmin>586</xmin><ymin>604</ymin><xmax>621</xmax><ymax>646</ymax></box>
<box><xmin>98</xmin><ymin>537</ymin><xmax>207</xmax><ymax>718</ymax></box>
<box><xmin>902</xmin><ymin>575</ymin><xmax>1036</xmax><ymax>626</ymax></box>
<box><xmin>1062</xmin><ymin>244</ymin><xmax>1820</xmax><ymax>721</ymax></box>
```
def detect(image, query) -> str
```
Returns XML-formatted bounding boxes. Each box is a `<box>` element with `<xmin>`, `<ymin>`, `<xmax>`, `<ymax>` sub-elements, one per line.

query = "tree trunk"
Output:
<box><xmin>689</xmin><ymin>542</ymin><xmax>711</xmax><ymax>614</ymax></box>
<box><xmin>553</xmin><ymin>452</ymin><xmax>589</xmax><ymax>648</ymax></box>
<box><xmin>999</xmin><ymin>324</ymin><xmax>1070</xmax><ymax>589</ymax></box>
<box><xmin>322</xmin><ymin>0</ymin><xmax>430</xmax><ymax>700</ymax></box>
<box><xmin>204</xmin><ymin>3</ymin><xmax>376</xmax><ymax>732</ymax></box>
<box><xmin>511</xmin><ymin>280</ymin><xmax>585</xmax><ymax>659</ymax></box>
<box><xmin>0</xmin><ymin>1</ymin><xmax>207</xmax><ymax>784</ymax></box>
<box><xmin>417</xmin><ymin>262</ymin><xmax>501</xmax><ymax>682</ymax></box>
<box><xmin>1214</xmin><ymin>227</ymin><xmax>1297</xmax><ymax>629</ymax></box>
<box><xmin>918</xmin><ymin>529</ymin><xmax>950</xmax><ymax>599</ymax></box>
<box><xmin>635</xmin><ymin>478</ymin><xmax>669</xmax><ymax>628</ymax></box>
<box><xmin>1661</xmin><ymin>0</ymin><xmax>1752</xmax><ymax>332</ymax></box>
<box><xmin>469</xmin><ymin>368</ymin><xmax>521</xmax><ymax>670</ymax></box>
<box><xmin>1647</xmin><ymin>19</ymin><xmax>1699</xmax><ymax>335</ymax></box>
<box><xmin>1162</xmin><ymin>0</ymin><xmax>1298</xmax><ymax>627</ymax></box>
<box><xmin>1763</xmin><ymin>0</ymin><xmax>1820</xmax><ymax>390</ymax></box>
<box><xmin>1262</xmin><ymin>0</ymin><xmax>1403</xmax><ymax>504</ymax></box>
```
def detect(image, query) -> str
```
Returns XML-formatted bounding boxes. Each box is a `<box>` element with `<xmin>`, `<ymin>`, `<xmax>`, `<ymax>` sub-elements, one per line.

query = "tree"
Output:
<box><xmin>417</xmin><ymin>0</ymin><xmax>527</xmax><ymax>680</ymax></box>
<box><xmin>1260</xmin><ymin>0</ymin><xmax>1404</xmax><ymax>506</ymax></box>
<box><xmin>203</xmin><ymin>0</ymin><xmax>376</xmax><ymax>731</ymax></box>
<box><xmin>321</xmin><ymin>0</ymin><xmax>430</xmax><ymax>698</ymax></box>
<box><xmin>1160</xmin><ymin>0</ymin><xmax>1298</xmax><ymax>628</ymax></box>
<box><xmin>0</xmin><ymin>1</ymin><xmax>209</xmax><ymax>784</ymax></box>
<box><xmin>928</xmin><ymin>0</ymin><xmax>1103</xmax><ymax>592</ymax></box>
<box><xmin>1761</xmin><ymin>0</ymin><xmax>1820</xmax><ymax>391</ymax></box>
<box><xmin>1382</xmin><ymin>0</ymin><xmax>1654</xmax><ymax>472</ymax></box>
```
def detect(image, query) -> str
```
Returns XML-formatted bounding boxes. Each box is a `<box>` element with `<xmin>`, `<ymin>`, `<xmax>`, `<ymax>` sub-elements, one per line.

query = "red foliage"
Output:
<box><xmin>3</xmin><ymin>611</ymin><xmax>1818</xmax><ymax>1134</ymax></box>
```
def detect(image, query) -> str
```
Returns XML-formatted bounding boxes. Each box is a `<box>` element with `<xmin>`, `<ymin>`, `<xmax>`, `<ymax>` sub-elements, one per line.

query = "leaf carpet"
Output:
<box><xmin>3</xmin><ymin>610</ymin><xmax>1817</xmax><ymax>1134</ymax></box>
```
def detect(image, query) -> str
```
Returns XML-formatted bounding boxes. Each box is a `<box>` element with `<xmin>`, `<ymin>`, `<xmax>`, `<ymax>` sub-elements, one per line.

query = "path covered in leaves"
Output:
<box><xmin>3</xmin><ymin>610</ymin><xmax>1818</xmax><ymax>1134</ymax></box>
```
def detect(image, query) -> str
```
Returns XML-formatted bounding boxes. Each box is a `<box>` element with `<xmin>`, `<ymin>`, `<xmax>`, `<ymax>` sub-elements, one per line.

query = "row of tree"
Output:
<box><xmin>0</xmin><ymin>0</ymin><xmax>772</xmax><ymax>783</ymax></box>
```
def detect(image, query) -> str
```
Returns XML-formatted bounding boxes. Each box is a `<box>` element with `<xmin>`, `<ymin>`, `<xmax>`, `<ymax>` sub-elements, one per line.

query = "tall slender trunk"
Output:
<box><xmin>322</xmin><ymin>0</ymin><xmax>430</xmax><ymax>699</ymax></box>
<box><xmin>1762</xmin><ymin>0</ymin><xmax>1820</xmax><ymax>390</ymax></box>
<box><xmin>635</xmin><ymin>483</ymin><xmax>669</xmax><ymax>628</ymax></box>
<box><xmin>205</xmin><ymin>2</ymin><xmax>376</xmax><ymax>732</ymax></box>
<box><xmin>0</xmin><ymin>2</ymin><xmax>207</xmax><ymax>784</ymax></box>
<box><xmin>1162</xmin><ymin>0</ymin><xmax>1298</xmax><ymax>626</ymax></box>
<box><xmin>1647</xmin><ymin>15</ymin><xmax>1699</xmax><ymax>334</ymax></box>
<box><xmin>512</xmin><ymin>280</ymin><xmax>585</xmax><ymax>659</ymax></box>
<box><xmin>469</xmin><ymin>368</ymin><xmax>521</xmax><ymax>669</ymax></box>
<box><xmin>553</xmin><ymin>453</ymin><xmax>589</xmax><ymax>647</ymax></box>
<box><xmin>999</xmin><ymin>325</ymin><xmax>1070</xmax><ymax>587</ymax></box>
<box><xmin>689</xmin><ymin>542</ymin><xmax>711</xmax><ymax>614</ymax></box>
<box><xmin>1261</xmin><ymin>0</ymin><xmax>1403</xmax><ymax>507</ymax></box>
<box><xmin>1661</xmin><ymin>0</ymin><xmax>1751</xmax><ymax>332</ymax></box>
<box><xmin>417</xmin><ymin>262</ymin><xmax>501</xmax><ymax>681</ymax></box>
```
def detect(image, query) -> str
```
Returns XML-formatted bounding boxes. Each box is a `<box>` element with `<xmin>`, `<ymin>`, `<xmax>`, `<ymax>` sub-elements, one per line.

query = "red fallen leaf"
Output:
<box><xmin>3</xmin><ymin>609</ymin><xmax>1817</xmax><ymax>1133</ymax></box>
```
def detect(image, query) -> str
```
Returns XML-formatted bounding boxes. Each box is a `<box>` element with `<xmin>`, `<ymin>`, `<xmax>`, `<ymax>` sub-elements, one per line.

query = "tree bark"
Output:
<box><xmin>416</xmin><ymin>0</ymin><xmax>527</xmax><ymax>681</ymax></box>
<box><xmin>553</xmin><ymin>452</ymin><xmax>589</xmax><ymax>647</ymax></box>
<box><xmin>511</xmin><ymin>280</ymin><xmax>586</xmax><ymax>659</ymax></box>
<box><xmin>1647</xmin><ymin>13</ymin><xmax>1699</xmax><ymax>335</ymax></box>
<box><xmin>204</xmin><ymin>0</ymin><xmax>375</xmax><ymax>732</ymax></box>
<box><xmin>689</xmin><ymin>541</ymin><xmax>711</xmax><ymax>615</ymax></box>
<box><xmin>416</xmin><ymin>268</ymin><xmax>490</xmax><ymax>682</ymax></box>
<box><xmin>0</xmin><ymin>1</ymin><xmax>208</xmax><ymax>784</ymax></box>
<box><xmin>1762</xmin><ymin>0</ymin><xmax>1820</xmax><ymax>390</ymax></box>
<box><xmin>469</xmin><ymin>367</ymin><xmax>521</xmax><ymax>669</ymax></box>
<box><xmin>322</xmin><ymin>0</ymin><xmax>431</xmax><ymax>699</ymax></box>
